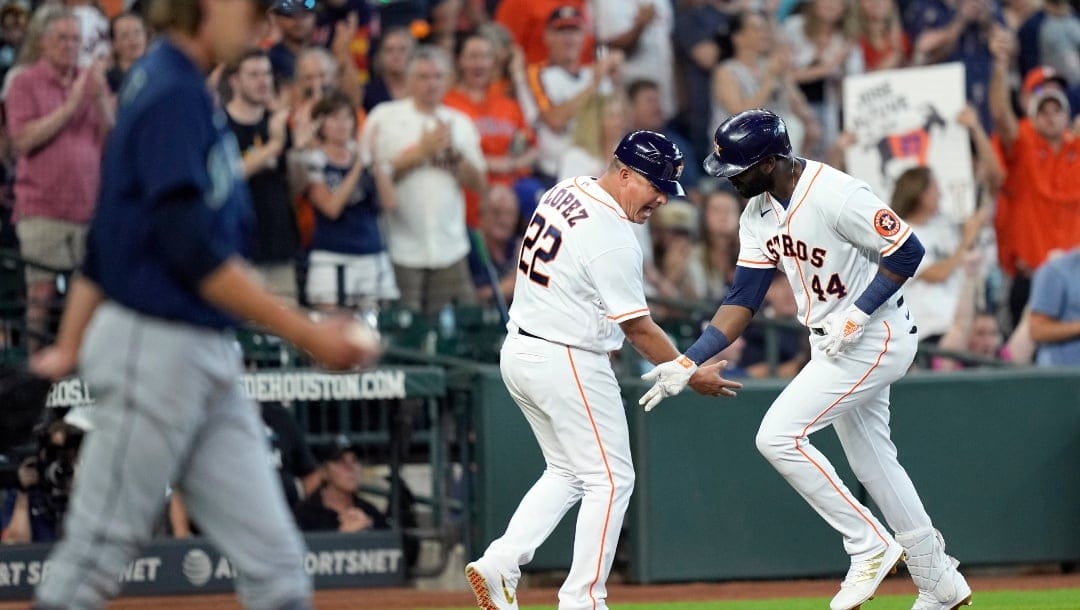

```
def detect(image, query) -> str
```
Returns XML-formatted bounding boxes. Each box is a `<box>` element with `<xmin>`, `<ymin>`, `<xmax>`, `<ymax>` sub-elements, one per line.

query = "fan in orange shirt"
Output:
<box><xmin>495</xmin><ymin>0</ymin><xmax>594</xmax><ymax>66</ymax></box>
<box><xmin>989</xmin><ymin>31</ymin><xmax>1080</xmax><ymax>325</ymax></box>
<box><xmin>444</xmin><ymin>30</ymin><xmax>540</xmax><ymax>227</ymax></box>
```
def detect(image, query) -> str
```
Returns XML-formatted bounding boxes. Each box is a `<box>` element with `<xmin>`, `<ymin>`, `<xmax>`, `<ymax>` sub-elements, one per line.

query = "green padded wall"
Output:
<box><xmin>469</xmin><ymin>366</ymin><xmax>1080</xmax><ymax>581</ymax></box>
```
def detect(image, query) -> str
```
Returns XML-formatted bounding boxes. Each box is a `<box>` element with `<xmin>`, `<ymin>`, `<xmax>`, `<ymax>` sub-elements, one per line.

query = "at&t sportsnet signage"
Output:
<box><xmin>0</xmin><ymin>531</ymin><xmax>405</xmax><ymax>600</ymax></box>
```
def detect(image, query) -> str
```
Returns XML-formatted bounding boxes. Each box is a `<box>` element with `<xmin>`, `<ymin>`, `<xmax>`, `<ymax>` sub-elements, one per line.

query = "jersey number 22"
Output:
<box><xmin>518</xmin><ymin>213</ymin><xmax>563</xmax><ymax>287</ymax></box>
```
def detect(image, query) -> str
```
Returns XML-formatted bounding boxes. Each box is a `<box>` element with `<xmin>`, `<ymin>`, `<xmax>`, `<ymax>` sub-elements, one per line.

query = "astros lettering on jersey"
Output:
<box><xmin>735</xmin><ymin>160</ymin><xmax>913</xmax><ymax>328</ymax></box>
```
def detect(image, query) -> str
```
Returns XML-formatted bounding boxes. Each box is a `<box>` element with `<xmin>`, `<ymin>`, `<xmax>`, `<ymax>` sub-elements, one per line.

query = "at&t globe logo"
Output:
<box><xmin>182</xmin><ymin>549</ymin><xmax>213</xmax><ymax>587</ymax></box>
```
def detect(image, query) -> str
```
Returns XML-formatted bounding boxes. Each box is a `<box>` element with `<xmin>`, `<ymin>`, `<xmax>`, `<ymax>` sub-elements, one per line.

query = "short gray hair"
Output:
<box><xmin>17</xmin><ymin>5</ymin><xmax>74</xmax><ymax>66</ymax></box>
<box><xmin>296</xmin><ymin>46</ymin><xmax>338</xmax><ymax>76</ymax></box>
<box><xmin>406</xmin><ymin>45</ymin><xmax>451</xmax><ymax>77</ymax></box>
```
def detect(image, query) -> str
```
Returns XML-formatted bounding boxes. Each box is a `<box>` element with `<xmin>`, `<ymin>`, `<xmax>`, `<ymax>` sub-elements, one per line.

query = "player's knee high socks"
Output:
<box><xmin>896</xmin><ymin>527</ymin><xmax>963</xmax><ymax>599</ymax></box>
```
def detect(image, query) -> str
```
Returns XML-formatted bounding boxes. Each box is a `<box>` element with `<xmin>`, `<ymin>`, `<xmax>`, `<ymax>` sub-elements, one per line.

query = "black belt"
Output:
<box><xmin>811</xmin><ymin>324</ymin><xmax>917</xmax><ymax>336</ymax></box>
<box><xmin>517</xmin><ymin>327</ymin><xmax>546</xmax><ymax>341</ymax></box>
<box><xmin>809</xmin><ymin>296</ymin><xmax>912</xmax><ymax>336</ymax></box>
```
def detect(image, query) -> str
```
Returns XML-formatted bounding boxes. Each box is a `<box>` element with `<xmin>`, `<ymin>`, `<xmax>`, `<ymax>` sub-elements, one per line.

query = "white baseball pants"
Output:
<box><xmin>484</xmin><ymin>331</ymin><xmax>634</xmax><ymax>610</ymax></box>
<box><xmin>755</xmin><ymin>309</ymin><xmax>933</xmax><ymax>560</ymax></box>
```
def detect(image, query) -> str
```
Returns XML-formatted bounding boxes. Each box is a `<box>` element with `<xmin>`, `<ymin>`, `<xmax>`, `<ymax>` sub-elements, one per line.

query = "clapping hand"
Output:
<box><xmin>339</xmin><ymin>507</ymin><xmax>373</xmax><ymax>533</ymax></box>
<box><xmin>419</xmin><ymin>120</ymin><xmax>452</xmax><ymax>160</ymax></box>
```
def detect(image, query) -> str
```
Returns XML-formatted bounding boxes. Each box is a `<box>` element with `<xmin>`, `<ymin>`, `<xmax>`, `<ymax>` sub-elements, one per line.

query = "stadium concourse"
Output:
<box><xmin>0</xmin><ymin>571</ymin><xmax>1075</xmax><ymax>609</ymax></box>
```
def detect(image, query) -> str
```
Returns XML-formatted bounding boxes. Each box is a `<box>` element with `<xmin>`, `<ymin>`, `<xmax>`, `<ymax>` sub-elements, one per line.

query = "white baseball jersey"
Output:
<box><xmin>508</xmin><ymin>176</ymin><xmax>648</xmax><ymax>352</ymax></box>
<box><xmin>731</xmin><ymin>160</ymin><xmax>963</xmax><ymax>593</ymax></box>
<box><xmin>735</xmin><ymin>160</ymin><xmax>913</xmax><ymax>328</ymax></box>
<box><xmin>483</xmin><ymin>175</ymin><xmax>642</xmax><ymax>608</ymax></box>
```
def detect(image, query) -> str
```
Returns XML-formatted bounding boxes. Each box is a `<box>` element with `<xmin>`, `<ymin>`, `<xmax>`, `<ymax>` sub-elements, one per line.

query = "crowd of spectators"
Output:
<box><xmin>0</xmin><ymin>0</ymin><xmax>1076</xmax><ymax>376</ymax></box>
<box><xmin>0</xmin><ymin>0</ymin><xmax>1073</xmax><ymax>568</ymax></box>
<box><xmin>0</xmin><ymin>402</ymin><xmax>415</xmax><ymax>552</ymax></box>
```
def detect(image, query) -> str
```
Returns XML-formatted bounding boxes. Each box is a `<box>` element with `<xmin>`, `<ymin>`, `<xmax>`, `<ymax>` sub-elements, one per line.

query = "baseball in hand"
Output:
<box><xmin>345</xmin><ymin>320</ymin><xmax>381</xmax><ymax>351</ymax></box>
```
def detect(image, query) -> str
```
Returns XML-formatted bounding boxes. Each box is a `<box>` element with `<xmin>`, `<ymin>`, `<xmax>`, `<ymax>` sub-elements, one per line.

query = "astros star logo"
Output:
<box><xmin>874</xmin><ymin>209</ymin><xmax>901</xmax><ymax>237</ymax></box>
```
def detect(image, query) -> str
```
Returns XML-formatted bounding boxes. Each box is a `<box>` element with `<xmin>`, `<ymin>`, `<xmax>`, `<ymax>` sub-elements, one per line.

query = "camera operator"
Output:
<box><xmin>1</xmin><ymin>420</ymin><xmax>83</xmax><ymax>544</ymax></box>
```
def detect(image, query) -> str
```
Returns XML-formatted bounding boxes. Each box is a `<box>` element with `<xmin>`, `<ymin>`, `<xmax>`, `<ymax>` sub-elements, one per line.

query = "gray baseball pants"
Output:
<box><xmin>35</xmin><ymin>302</ymin><xmax>312</xmax><ymax>609</ymax></box>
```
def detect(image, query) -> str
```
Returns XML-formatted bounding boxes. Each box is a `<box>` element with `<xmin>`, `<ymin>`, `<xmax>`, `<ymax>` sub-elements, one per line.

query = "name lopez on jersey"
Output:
<box><xmin>539</xmin><ymin>187</ymin><xmax>590</xmax><ymax>226</ymax></box>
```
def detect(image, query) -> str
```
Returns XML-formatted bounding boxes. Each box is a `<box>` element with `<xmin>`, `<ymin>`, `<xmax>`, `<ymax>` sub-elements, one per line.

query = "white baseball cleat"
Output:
<box><xmin>465</xmin><ymin>558</ymin><xmax>519</xmax><ymax>610</ymax></box>
<box><xmin>898</xmin><ymin>528</ymin><xmax>972</xmax><ymax>610</ymax></box>
<box><xmin>829</xmin><ymin>541</ymin><xmax>906</xmax><ymax>610</ymax></box>
<box><xmin>908</xmin><ymin>554</ymin><xmax>972</xmax><ymax>610</ymax></box>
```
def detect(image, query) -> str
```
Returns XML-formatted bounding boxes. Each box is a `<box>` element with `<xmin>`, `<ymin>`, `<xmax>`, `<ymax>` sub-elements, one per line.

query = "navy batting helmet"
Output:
<box><xmin>703</xmin><ymin>109</ymin><xmax>792</xmax><ymax>178</ymax></box>
<box><xmin>614</xmin><ymin>130</ymin><xmax>686</xmax><ymax>197</ymax></box>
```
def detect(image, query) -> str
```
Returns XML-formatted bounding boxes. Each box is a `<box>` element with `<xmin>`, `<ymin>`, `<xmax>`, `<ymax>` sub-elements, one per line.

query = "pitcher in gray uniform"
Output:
<box><xmin>29</xmin><ymin>1</ymin><xmax>379</xmax><ymax>609</ymax></box>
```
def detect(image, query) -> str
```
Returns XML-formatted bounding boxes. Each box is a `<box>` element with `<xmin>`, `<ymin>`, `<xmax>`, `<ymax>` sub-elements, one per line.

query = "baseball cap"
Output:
<box><xmin>614</xmin><ymin>130</ymin><xmax>686</xmax><ymax>197</ymax></box>
<box><xmin>547</xmin><ymin>5</ymin><xmax>584</xmax><ymax>30</ymax></box>
<box><xmin>271</xmin><ymin>0</ymin><xmax>315</xmax><ymax>17</ymax></box>
<box><xmin>1029</xmin><ymin>87</ymin><xmax>1070</xmax><ymax>117</ymax></box>
<box><xmin>315</xmin><ymin>434</ymin><xmax>358</xmax><ymax>463</ymax></box>
<box><xmin>1022</xmin><ymin>66</ymin><xmax>1068</xmax><ymax>98</ymax></box>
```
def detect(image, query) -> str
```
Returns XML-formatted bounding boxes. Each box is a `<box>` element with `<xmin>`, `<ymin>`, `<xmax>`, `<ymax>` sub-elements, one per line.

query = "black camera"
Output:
<box><xmin>0</xmin><ymin>419</ymin><xmax>84</xmax><ymax>524</ymax></box>
<box><xmin>36</xmin><ymin>421</ymin><xmax>83</xmax><ymax>516</ymax></box>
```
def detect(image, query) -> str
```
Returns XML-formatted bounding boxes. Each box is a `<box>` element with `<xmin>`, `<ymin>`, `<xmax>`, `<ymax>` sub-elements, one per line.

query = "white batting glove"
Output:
<box><xmin>639</xmin><ymin>355</ymin><xmax>698</xmax><ymax>412</ymax></box>
<box><xmin>819</xmin><ymin>306</ymin><xmax>870</xmax><ymax>357</ymax></box>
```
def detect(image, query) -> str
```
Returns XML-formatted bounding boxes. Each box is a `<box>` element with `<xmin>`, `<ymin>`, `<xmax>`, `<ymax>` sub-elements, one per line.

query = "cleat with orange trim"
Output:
<box><xmin>466</xmin><ymin>558</ymin><xmax>519</xmax><ymax>610</ymax></box>
<box><xmin>830</xmin><ymin>541</ymin><xmax>905</xmax><ymax>610</ymax></box>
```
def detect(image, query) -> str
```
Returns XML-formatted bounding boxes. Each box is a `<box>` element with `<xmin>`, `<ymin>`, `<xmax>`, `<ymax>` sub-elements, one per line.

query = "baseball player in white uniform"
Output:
<box><xmin>640</xmin><ymin>110</ymin><xmax>972</xmax><ymax>610</ymax></box>
<box><xmin>465</xmin><ymin>131</ymin><xmax>741</xmax><ymax>610</ymax></box>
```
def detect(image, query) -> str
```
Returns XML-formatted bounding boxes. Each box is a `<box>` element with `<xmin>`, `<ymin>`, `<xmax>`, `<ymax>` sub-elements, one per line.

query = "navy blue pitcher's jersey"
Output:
<box><xmin>82</xmin><ymin>41</ymin><xmax>253</xmax><ymax>329</ymax></box>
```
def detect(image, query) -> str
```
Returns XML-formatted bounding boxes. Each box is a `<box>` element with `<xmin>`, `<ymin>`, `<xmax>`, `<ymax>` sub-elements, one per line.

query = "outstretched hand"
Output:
<box><xmin>688</xmin><ymin>360</ymin><xmax>743</xmax><ymax>398</ymax></box>
<box><xmin>639</xmin><ymin>357</ymin><xmax>745</xmax><ymax>412</ymax></box>
<box><xmin>639</xmin><ymin>356</ymin><xmax>697</xmax><ymax>412</ymax></box>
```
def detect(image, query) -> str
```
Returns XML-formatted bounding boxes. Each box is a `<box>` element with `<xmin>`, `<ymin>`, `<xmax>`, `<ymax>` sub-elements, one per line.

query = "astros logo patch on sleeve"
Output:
<box><xmin>874</xmin><ymin>209</ymin><xmax>901</xmax><ymax>237</ymax></box>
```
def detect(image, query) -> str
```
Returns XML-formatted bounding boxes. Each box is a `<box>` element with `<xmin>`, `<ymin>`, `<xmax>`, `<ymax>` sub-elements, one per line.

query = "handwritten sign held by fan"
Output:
<box><xmin>843</xmin><ymin>63</ymin><xmax>975</xmax><ymax>221</ymax></box>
